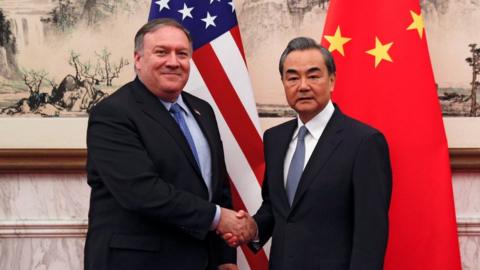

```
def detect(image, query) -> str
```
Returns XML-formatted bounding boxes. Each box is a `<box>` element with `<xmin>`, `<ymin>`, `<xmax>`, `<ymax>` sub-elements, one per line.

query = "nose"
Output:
<box><xmin>165</xmin><ymin>52</ymin><xmax>180</xmax><ymax>68</ymax></box>
<box><xmin>299</xmin><ymin>77</ymin><xmax>310</xmax><ymax>91</ymax></box>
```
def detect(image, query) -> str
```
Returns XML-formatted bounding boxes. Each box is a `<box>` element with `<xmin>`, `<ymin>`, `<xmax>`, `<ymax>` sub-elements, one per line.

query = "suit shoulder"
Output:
<box><xmin>182</xmin><ymin>91</ymin><xmax>216</xmax><ymax>117</ymax></box>
<box><xmin>338</xmin><ymin>114</ymin><xmax>390</xmax><ymax>152</ymax></box>
<box><xmin>264</xmin><ymin>118</ymin><xmax>296</xmax><ymax>139</ymax></box>
<box><xmin>182</xmin><ymin>91</ymin><xmax>210</xmax><ymax>107</ymax></box>
<box><xmin>342</xmin><ymin>114</ymin><xmax>383</xmax><ymax>137</ymax></box>
<box><xmin>89</xmin><ymin>81</ymin><xmax>135</xmax><ymax>116</ymax></box>
<box><xmin>337</xmin><ymin>113</ymin><xmax>390</xmax><ymax>159</ymax></box>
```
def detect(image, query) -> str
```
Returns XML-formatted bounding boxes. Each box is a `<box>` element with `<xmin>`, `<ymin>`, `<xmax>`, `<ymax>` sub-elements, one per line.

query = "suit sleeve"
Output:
<box><xmin>249</xmin><ymin>129</ymin><xmax>276</xmax><ymax>252</ymax></box>
<box><xmin>87</xmin><ymin>100</ymin><xmax>216</xmax><ymax>240</ymax></box>
<box><xmin>349</xmin><ymin>132</ymin><xmax>392</xmax><ymax>270</ymax></box>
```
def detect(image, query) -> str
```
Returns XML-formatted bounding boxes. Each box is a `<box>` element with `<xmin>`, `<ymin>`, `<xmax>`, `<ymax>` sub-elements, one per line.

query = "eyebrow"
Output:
<box><xmin>152</xmin><ymin>45</ymin><xmax>190</xmax><ymax>51</ymax></box>
<box><xmin>285</xmin><ymin>69</ymin><xmax>299</xmax><ymax>75</ymax></box>
<box><xmin>285</xmin><ymin>66</ymin><xmax>322</xmax><ymax>75</ymax></box>
<box><xmin>307</xmin><ymin>67</ymin><xmax>322</xmax><ymax>73</ymax></box>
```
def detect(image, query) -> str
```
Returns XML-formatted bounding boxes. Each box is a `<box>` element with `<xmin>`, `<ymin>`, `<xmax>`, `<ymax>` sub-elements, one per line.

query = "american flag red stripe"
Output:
<box><xmin>188</xmin><ymin>56</ymin><xmax>269</xmax><ymax>268</ymax></box>
<box><xmin>188</xmin><ymin>57</ymin><xmax>263</xmax><ymax>212</ymax></box>
<box><xmin>149</xmin><ymin>1</ymin><xmax>269</xmax><ymax>268</ymax></box>
<box><xmin>186</xmin><ymin>34</ymin><xmax>269</xmax><ymax>270</ymax></box>
<box><xmin>229</xmin><ymin>26</ymin><xmax>247</xmax><ymax>62</ymax></box>
<box><xmin>193</xmin><ymin>44</ymin><xmax>265</xmax><ymax>184</ymax></box>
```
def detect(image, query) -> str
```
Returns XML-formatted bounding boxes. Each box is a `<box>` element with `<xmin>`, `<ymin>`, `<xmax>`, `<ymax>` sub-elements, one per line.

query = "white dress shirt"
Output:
<box><xmin>283</xmin><ymin>100</ymin><xmax>335</xmax><ymax>186</ymax></box>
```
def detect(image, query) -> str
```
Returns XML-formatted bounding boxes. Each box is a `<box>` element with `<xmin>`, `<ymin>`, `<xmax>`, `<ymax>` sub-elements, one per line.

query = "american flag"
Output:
<box><xmin>149</xmin><ymin>1</ymin><xmax>268</xmax><ymax>269</ymax></box>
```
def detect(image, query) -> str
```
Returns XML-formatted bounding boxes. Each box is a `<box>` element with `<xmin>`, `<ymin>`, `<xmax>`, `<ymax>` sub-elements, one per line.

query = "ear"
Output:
<box><xmin>134</xmin><ymin>52</ymin><xmax>142</xmax><ymax>71</ymax></box>
<box><xmin>329</xmin><ymin>74</ymin><xmax>336</xmax><ymax>92</ymax></box>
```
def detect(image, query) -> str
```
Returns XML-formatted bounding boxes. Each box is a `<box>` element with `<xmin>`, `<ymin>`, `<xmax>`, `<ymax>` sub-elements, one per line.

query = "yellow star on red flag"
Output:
<box><xmin>366</xmin><ymin>37</ymin><xmax>393</xmax><ymax>68</ymax></box>
<box><xmin>407</xmin><ymin>10</ymin><xmax>425</xmax><ymax>38</ymax></box>
<box><xmin>323</xmin><ymin>26</ymin><xmax>352</xmax><ymax>56</ymax></box>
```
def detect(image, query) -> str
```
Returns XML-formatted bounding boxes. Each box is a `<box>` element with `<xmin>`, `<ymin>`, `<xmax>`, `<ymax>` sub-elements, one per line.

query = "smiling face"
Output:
<box><xmin>134</xmin><ymin>25</ymin><xmax>192</xmax><ymax>102</ymax></box>
<box><xmin>282</xmin><ymin>48</ymin><xmax>336</xmax><ymax>123</ymax></box>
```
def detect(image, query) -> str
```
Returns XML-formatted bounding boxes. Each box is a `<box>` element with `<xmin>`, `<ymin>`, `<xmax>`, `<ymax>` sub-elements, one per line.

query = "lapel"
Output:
<box><xmin>288</xmin><ymin>107</ymin><xmax>345</xmax><ymax>214</ymax></box>
<box><xmin>269</xmin><ymin>119</ymin><xmax>298</xmax><ymax>216</ymax></box>
<box><xmin>131</xmin><ymin>78</ymin><xmax>203</xmax><ymax>179</ymax></box>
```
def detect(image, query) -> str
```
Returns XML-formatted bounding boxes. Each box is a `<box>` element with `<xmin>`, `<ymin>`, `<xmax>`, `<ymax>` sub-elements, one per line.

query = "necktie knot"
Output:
<box><xmin>170</xmin><ymin>103</ymin><xmax>183</xmax><ymax>114</ymax></box>
<box><xmin>297</xmin><ymin>126</ymin><xmax>308</xmax><ymax>141</ymax></box>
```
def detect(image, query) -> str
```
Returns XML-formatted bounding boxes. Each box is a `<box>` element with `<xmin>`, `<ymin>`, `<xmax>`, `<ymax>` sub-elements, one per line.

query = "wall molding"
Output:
<box><xmin>0</xmin><ymin>220</ymin><xmax>87</xmax><ymax>238</ymax></box>
<box><xmin>450</xmin><ymin>148</ymin><xmax>480</xmax><ymax>171</ymax></box>
<box><xmin>457</xmin><ymin>217</ymin><xmax>480</xmax><ymax>236</ymax></box>
<box><xmin>0</xmin><ymin>218</ymin><xmax>478</xmax><ymax>238</ymax></box>
<box><xmin>0</xmin><ymin>148</ymin><xmax>479</xmax><ymax>173</ymax></box>
<box><xmin>0</xmin><ymin>149</ymin><xmax>86</xmax><ymax>173</ymax></box>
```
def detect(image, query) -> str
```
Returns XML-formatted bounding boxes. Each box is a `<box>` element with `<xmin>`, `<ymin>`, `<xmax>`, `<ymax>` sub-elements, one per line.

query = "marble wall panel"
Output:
<box><xmin>453</xmin><ymin>172</ymin><xmax>480</xmax><ymax>219</ymax></box>
<box><xmin>0</xmin><ymin>238</ymin><xmax>85</xmax><ymax>270</ymax></box>
<box><xmin>0</xmin><ymin>174</ymin><xmax>89</xmax><ymax>221</ymax></box>
<box><xmin>0</xmin><ymin>172</ymin><xmax>478</xmax><ymax>269</ymax></box>
<box><xmin>459</xmin><ymin>236</ymin><xmax>480</xmax><ymax>270</ymax></box>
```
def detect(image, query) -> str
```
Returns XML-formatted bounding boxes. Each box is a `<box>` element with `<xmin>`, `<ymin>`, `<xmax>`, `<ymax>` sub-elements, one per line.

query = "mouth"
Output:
<box><xmin>297</xmin><ymin>96</ymin><xmax>314</xmax><ymax>102</ymax></box>
<box><xmin>161</xmin><ymin>72</ymin><xmax>181</xmax><ymax>76</ymax></box>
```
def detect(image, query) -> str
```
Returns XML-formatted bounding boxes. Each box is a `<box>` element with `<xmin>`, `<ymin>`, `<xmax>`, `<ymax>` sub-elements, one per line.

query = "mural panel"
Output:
<box><xmin>0</xmin><ymin>0</ymin><xmax>478</xmax><ymax>147</ymax></box>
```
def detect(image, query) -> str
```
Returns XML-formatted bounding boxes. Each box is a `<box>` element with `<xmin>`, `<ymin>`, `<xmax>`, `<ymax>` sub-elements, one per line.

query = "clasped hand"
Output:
<box><xmin>217</xmin><ymin>208</ymin><xmax>257</xmax><ymax>247</ymax></box>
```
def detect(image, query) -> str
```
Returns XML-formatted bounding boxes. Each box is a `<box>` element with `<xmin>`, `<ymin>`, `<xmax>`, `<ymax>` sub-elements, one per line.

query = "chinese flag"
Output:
<box><xmin>321</xmin><ymin>0</ymin><xmax>461</xmax><ymax>269</ymax></box>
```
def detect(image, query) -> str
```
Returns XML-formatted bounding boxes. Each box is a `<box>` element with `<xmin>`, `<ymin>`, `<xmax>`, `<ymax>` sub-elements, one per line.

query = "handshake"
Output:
<box><xmin>216</xmin><ymin>208</ymin><xmax>257</xmax><ymax>247</ymax></box>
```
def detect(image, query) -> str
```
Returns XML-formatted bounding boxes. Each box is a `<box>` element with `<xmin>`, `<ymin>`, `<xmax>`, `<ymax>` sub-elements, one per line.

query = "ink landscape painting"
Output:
<box><xmin>0</xmin><ymin>0</ymin><xmax>478</xmax><ymax>118</ymax></box>
<box><xmin>0</xmin><ymin>0</ymin><xmax>479</xmax><ymax>148</ymax></box>
<box><xmin>0</xmin><ymin>0</ymin><xmax>149</xmax><ymax>117</ymax></box>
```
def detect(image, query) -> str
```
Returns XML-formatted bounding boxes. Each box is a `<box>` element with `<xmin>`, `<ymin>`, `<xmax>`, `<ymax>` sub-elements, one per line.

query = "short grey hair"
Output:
<box><xmin>278</xmin><ymin>37</ymin><xmax>336</xmax><ymax>77</ymax></box>
<box><xmin>134</xmin><ymin>18</ymin><xmax>193</xmax><ymax>54</ymax></box>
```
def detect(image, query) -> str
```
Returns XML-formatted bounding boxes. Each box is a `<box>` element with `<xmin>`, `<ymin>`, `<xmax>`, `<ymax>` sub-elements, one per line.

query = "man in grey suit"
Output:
<box><xmin>224</xmin><ymin>37</ymin><xmax>392</xmax><ymax>270</ymax></box>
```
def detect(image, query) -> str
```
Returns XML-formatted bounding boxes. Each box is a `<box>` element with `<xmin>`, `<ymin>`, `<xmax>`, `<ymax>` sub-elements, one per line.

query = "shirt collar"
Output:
<box><xmin>292</xmin><ymin>100</ymin><xmax>335</xmax><ymax>140</ymax></box>
<box><xmin>159</xmin><ymin>94</ymin><xmax>190</xmax><ymax>116</ymax></box>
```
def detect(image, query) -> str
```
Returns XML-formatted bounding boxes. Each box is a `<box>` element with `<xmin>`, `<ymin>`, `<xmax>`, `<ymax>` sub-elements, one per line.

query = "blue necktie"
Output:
<box><xmin>169</xmin><ymin>103</ymin><xmax>200</xmax><ymax>167</ymax></box>
<box><xmin>286</xmin><ymin>126</ymin><xmax>308</xmax><ymax>205</ymax></box>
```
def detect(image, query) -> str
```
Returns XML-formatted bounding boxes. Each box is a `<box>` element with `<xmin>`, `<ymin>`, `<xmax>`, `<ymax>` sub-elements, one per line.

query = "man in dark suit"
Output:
<box><xmin>84</xmin><ymin>18</ymin><xmax>253</xmax><ymax>270</ymax></box>
<box><xmin>224</xmin><ymin>37</ymin><xmax>392</xmax><ymax>269</ymax></box>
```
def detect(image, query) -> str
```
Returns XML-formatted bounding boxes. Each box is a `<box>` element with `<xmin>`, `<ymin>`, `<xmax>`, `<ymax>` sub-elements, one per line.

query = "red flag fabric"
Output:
<box><xmin>321</xmin><ymin>1</ymin><xmax>461</xmax><ymax>269</ymax></box>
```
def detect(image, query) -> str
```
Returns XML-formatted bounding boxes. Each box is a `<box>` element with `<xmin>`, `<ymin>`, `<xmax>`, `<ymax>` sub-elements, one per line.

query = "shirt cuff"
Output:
<box><xmin>252</xmin><ymin>224</ymin><xmax>260</xmax><ymax>242</ymax></box>
<box><xmin>210</xmin><ymin>205</ymin><xmax>221</xmax><ymax>230</ymax></box>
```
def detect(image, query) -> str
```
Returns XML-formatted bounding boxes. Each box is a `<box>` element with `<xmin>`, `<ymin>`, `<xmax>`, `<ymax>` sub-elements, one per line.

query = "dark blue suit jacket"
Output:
<box><xmin>84</xmin><ymin>78</ymin><xmax>235</xmax><ymax>270</ymax></box>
